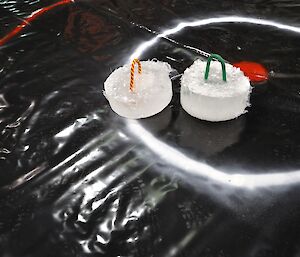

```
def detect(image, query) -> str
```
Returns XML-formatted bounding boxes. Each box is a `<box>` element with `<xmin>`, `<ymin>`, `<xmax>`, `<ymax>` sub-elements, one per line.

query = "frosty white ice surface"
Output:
<box><xmin>181</xmin><ymin>59</ymin><xmax>252</xmax><ymax>122</ymax></box>
<box><xmin>104</xmin><ymin>61</ymin><xmax>173</xmax><ymax>119</ymax></box>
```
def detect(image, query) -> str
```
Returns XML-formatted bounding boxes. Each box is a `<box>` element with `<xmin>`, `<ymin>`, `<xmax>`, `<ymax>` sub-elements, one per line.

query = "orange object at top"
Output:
<box><xmin>0</xmin><ymin>0</ymin><xmax>73</xmax><ymax>46</ymax></box>
<box><xmin>233</xmin><ymin>61</ymin><xmax>268</xmax><ymax>83</ymax></box>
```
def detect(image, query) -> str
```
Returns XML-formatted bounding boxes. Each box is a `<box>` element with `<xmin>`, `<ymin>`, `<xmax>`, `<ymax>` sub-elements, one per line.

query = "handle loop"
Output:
<box><xmin>130</xmin><ymin>59</ymin><xmax>142</xmax><ymax>92</ymax></box>
<box><xmin>204</xmin><ymin>54</ymin><xmax>227</xmax><ymax>82</ymax></box>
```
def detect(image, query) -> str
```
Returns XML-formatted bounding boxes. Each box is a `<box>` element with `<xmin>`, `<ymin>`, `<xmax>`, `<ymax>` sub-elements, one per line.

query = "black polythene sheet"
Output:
<box><xmin>1</xmin><ymin>1</ymin><xmax>300</xmax><ymax>256</ymax></box>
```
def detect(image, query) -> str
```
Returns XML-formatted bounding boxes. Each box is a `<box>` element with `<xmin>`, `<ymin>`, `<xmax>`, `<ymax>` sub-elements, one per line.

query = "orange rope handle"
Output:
<box><xmin>130</xmin><ymin>59</ymin><xmax>142</xmax><ymax>92</ymax></box>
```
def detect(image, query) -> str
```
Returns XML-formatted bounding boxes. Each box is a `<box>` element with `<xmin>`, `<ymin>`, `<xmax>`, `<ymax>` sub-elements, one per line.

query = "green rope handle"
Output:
<box><xmin>204</xmin><ymin>54</ymin><xmax>227</xmax><ymax>82</ymax></box>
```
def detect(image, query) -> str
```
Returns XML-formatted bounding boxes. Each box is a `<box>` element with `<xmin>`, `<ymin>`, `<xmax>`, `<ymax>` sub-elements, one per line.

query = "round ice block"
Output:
<box><xmin>181</xmin><ymin>59</ymin><xmax>252</xmax><ymax>122</ymax></box>
<box><xmin>104</xmin><ymin>60</ymin><xmax>173</xmax><ymax>119</ymax></box>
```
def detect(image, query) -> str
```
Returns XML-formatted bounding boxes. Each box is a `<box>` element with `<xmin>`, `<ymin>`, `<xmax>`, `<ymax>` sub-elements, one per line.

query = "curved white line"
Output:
<box><xmin>127</xmin><ymin>16</ymin><xmax>300</xmax><ymax>189</ymax></box>
<box><xmin>129</xmin><ymin>16</ymin><xmax>300</xmax><ymax>61</ymax></box>
<box><xmin>127</xmin><ymin>120</ymin><xmax>300</xmax><ymax>189</ymax></box>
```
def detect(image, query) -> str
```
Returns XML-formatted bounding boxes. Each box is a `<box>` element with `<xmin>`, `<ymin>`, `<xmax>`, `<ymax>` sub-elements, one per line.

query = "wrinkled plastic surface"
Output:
<box><xmin>1</xmin><ymin>1</ymin><xmax>300</xmax><ymax>257</ymax></box>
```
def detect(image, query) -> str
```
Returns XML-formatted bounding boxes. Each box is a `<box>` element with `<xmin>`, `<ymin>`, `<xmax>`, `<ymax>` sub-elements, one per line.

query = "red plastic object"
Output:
<box><xmin>233</xmin><ymin>61</ymin><xmax>268</xmax><ymax>83</ymax></box>
<box><xmin>0</xmin><ymin>0</ymin><xmax>73</xmax><ymax>46</ymax></box>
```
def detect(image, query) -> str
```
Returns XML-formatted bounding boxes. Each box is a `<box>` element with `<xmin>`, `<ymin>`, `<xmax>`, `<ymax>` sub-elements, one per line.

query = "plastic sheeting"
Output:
<box><xmin>1</xmin><ymin>1</ymin><xmax>300</xmax><ymax>256</ymax></box>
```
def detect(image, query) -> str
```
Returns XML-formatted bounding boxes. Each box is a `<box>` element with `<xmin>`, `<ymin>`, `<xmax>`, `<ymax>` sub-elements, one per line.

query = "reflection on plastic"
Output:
<box><xmin>130</xmin><ymin>16</ymin><xmax>300</xmax><ymax>61</ymax></box>
<box><xmin>127</xmin><ymin>120</ymin><xmax>300</xmax><ymax>189</ymax></box>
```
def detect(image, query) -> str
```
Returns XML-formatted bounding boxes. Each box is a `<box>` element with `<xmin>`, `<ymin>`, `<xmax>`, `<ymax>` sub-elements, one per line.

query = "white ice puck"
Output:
<box><xmin>181</xmin><ymin>58</ymin><xmax>251</xmax><ymax>122</ymax></box>
<box><xmin>104</xmin><ymin>60</ymin><xmax>173</xmax><ymax>119</ymax></box>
